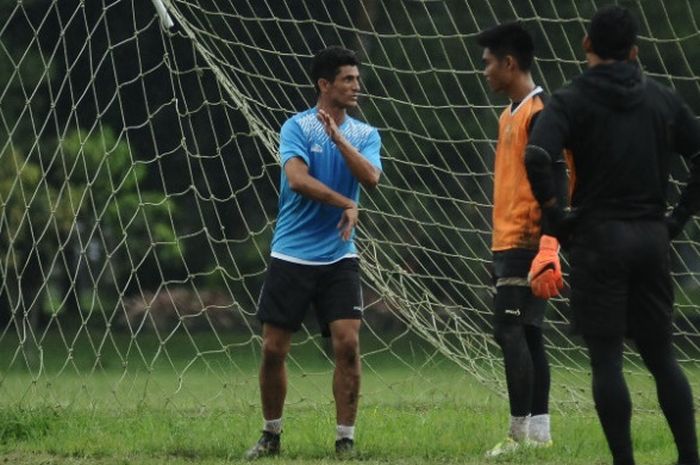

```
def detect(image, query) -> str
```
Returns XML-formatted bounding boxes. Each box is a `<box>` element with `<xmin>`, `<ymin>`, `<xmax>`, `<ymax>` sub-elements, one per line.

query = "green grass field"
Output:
<box><xmin>0</xmin><ymin>330</ymin><xmax>695</xmax><ymax>464</ymax></box>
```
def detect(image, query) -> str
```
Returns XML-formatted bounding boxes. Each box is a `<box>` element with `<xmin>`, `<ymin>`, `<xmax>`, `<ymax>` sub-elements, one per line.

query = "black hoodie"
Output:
<box><xmin>524</xmin><ymin>60</ymin><xmax>700</xmax><ymax>234</ymax></box>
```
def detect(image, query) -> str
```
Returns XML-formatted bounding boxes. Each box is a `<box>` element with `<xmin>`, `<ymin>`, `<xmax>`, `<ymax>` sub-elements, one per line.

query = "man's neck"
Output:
<box><xmin>507</xmin><ymin>74</ymin><xmax>536</xmax><ymax>103</ymax></box>
<box><xmin>317</xmin><ymin>99</ymin><xmax>346</xmax><ymax>125</ymax></box>
<box><xmin>586</xmin><ymin>53</ymin><xmax>618</xmax><ymax>68</ymax></box>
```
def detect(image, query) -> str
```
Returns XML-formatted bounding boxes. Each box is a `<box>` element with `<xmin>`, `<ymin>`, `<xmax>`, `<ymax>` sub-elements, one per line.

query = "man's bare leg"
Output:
<box><xmin>329</xmin><ymin>318</ymin><xmax>361</xmax><ymax>453</ymax></box>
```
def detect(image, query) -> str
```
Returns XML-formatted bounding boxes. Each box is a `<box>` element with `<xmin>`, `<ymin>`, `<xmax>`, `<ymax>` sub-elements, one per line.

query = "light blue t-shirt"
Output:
<box><xmin>270</xmin><ymin>107</ymin><xmax>382</xmax><ymax>264</ymax></box>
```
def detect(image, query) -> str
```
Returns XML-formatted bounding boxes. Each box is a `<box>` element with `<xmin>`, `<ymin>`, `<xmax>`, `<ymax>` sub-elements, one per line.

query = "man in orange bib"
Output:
<box><xmin>477</xmin><ymin>22</ymin><xmax>567</xmax><ymax>457</ymax></box>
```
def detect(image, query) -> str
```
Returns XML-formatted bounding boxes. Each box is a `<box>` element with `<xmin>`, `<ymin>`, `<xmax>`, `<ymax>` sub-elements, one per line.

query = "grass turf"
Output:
<box><xmin>0</xmin><ymin>330</ymin><xmax>695</xmax><ymax>464</ymax></box>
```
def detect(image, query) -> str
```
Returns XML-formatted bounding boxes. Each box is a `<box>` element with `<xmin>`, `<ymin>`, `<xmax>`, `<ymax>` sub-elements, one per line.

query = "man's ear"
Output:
<box><xmin>582</xmin><ymin>34</ymin><xmax>593</xmax><ymax>54</ymax></box>
<box><xmin>628</xmin><ymin>44</ymin><xmax>639</xmax><ymax>61</ymax></box>
<box><xmin>504</xmin><ymin>54</ymin><xmax>515</xmax><ymax>71</ymax></box>
<box><xmin>317</xmin><ymin>78</ymin><xmax>329</xmax><ymax>94</ymax></box>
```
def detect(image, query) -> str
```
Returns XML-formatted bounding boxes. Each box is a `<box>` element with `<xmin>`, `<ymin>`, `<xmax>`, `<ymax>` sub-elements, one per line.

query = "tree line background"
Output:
<box><xmin>0</xmin><ymin>0</ymin><xmax>699</xmax><ymax>341</ymax></box>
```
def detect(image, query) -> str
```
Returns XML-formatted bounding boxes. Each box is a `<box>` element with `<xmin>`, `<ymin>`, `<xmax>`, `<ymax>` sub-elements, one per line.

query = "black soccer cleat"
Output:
<box><xmin>244</xmin><ymin>430</ymin><xmax>280</xmax><ymax>460</ymax></box>
<box><xmin>335</xmin><ymin>437</ymin><xmax>355</xmax><ymax>456</ymax></box>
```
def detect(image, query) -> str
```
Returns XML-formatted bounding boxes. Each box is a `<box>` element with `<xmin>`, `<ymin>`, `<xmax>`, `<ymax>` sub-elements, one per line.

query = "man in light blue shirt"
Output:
<box><xmin>246</xmin><ymin>46</ymin><xmax>381</xmax><ymax>460</ymax></box>
<box><xmin>271</xmin><ymin>105</ymin><xmax>381</xmax><ymax>263</ymax></box>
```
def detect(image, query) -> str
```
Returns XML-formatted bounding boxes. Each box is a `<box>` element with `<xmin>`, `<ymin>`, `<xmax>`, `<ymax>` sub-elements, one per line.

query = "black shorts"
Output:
<box><xmin>569</xmin><ymin>220</ymin><xmax>673</xmax><ymax>341</ymax></box>
<box><xmin>492</xmin><ymin>249</ymin><xmax>547</xmax><ymax>328</ymax></box>
<box><xmin>257</xmin><ymin>257</ymin><xmax>363</xmax><ymax>337</ymax></box>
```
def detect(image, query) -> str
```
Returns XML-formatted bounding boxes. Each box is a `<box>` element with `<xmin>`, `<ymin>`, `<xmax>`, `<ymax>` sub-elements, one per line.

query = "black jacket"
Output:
<box><xmin>525</xmin><ymin>61</ymin><xmax>700</xmax><ymax>236</ymax></box>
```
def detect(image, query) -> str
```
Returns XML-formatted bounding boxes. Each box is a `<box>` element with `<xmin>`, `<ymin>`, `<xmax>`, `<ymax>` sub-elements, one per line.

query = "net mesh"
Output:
<box><xmin>0</xmin><ymin>0</ymin><xmax>699</xmax><ymax>410</ymax></box>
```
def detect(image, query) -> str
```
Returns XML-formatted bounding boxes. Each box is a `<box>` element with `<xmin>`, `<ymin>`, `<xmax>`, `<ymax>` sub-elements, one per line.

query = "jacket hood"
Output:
<box><xmin>573</xmin><ymin>61</ymin><xmax>645</xmax><ymax>110</ymax></box>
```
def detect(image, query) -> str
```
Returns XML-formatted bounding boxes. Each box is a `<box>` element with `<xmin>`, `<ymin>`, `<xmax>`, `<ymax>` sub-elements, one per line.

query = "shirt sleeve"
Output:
<box><xmin>524</xmin><ymin>93</ymin><xmax>571</xmax><ymax>205</ymax></box>
<box><xmin>673</xmin><ymin>100</ymin><xmax>700</xmax><ymax>216</ymax></box>
<box><xmin>673</xmin><ymin>100</ymin><xmax>700</xmax><ymax>159</ymax></box>
<box><xmin>279</xmin><ymin>119</ymin><xmax>309</xmax><ymax>167</ymax></box>
<box><xmin>528</xmin><ymin>93</ymin><xmax>570</xmax><ymax>163</ymax></box>
<box><xmin>525</xmin><ymin>93</ymin><xmax>572</xmax><ymax>238</ymax></box>
<box><xmin>361</xmin><ymin>128</ymin><xmax>382</xmax><ymax>171</ymax></box>
<box><xmin>527</xmin><ymin>110</ymin><xmax>541</xmax><ymax>136</ymax></box>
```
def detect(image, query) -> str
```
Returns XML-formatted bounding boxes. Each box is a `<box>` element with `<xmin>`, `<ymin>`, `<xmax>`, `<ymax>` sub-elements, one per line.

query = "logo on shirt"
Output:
<box><xmin>503</xmin><ymin>123</ymin><xmax>514</xmax><ymax>146</ymax></box>
<box><xmin>310</xmin><ymin>143</ymin><xmax>323</xmax><ymax>153</ymax></box>
<box><xmin>504</xmin><ymin>308</ymin><xmax>521</xmax><ymax>316</ymax></box>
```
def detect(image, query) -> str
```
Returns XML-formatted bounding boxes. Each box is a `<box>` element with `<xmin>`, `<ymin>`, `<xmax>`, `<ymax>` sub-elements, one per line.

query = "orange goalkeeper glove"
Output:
<box><xmin>528</xmin><ymin>235</ymin><xmax>563</xmax><ymax>299</ymax></box>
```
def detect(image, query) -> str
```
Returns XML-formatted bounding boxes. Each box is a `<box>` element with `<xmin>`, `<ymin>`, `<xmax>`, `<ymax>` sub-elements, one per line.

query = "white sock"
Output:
<box><xmin>529</xmin><ymin>414</ymin><xmax>551</xmax><ymax>442</ymax></box>
<box><xmin>336</xmin><ymin>424</ymin><xmax>355</xmax><ymax>441</ymax></box>
<box><xmin>509</xmin><ymin>415</ymin><xmax>530</xmax><ymax>442</ymax></box>
<box><xmin>263</xmin><ymin>417</ymin><xmax>282</xmax><ymax>435</ymax></box>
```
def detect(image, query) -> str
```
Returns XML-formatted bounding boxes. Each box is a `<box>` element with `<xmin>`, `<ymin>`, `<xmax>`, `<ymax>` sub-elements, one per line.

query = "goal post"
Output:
<box><xmin>0</xmin><ymin>0</ymin><xmax>698</xmax><ymax>410</ymax></box>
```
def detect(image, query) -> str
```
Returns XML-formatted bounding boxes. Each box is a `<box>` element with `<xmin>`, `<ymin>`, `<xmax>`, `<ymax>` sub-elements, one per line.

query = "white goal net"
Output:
<box><xmin>1</xmin><ymin>0</ymin><xmax>699</xmax><ymax>410</ymax></box>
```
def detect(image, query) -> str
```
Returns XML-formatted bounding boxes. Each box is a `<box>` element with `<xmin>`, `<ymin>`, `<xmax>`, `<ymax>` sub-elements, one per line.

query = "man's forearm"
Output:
<box><xmin>677</xmin><ymin>152</ymin><xmax>700</xmax><ymax>217</ymax></box>
<box><xmin>333</xmin><ymin>135</ymin><xmax>380</xmax><ymax>188</ymax></box>
<box><xmin>525</xmin><ymin>144</ymin><xmax>556</xmax><ymax>205</ymax></box>
<box><xmin>525</xmin><ymin>144</ymin><xmax>571</xmax><ymax>237</ymax></box>
<box><xmin>289</xmin><ymin>173</ymin><xmax>355</xmax><ymax>210</ymax></box>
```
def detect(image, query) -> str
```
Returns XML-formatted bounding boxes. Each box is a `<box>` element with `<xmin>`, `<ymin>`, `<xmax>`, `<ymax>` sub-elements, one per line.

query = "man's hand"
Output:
<box><xmin>317</xmin><ymin>109</ymin><xmax>341</xmax><ymax>142</ymax></box>
<box><xmin>528</xmin><ymin>235</ymin><xmax>563</xmax><ymax>299</ymax></box>
<box><xmin>665</xmin><ymin>205</ymin><xmax>691</xmax><ymax>240</ymax></box>
<box><xmin>337</xmin><ymin>202</ymin><xmax>359</xmax><ymax>241</ymax></box>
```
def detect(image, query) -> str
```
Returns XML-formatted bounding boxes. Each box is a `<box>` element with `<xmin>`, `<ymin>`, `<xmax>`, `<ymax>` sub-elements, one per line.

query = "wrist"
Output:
<box><xmin>671</xmin><ymin>204</ymin><xmax>691</xmax><ymax>223</ymax></box>
<box><xmin>539</xmin><ymin>234</ymin><xmax>559</xmax><ymax>251</ymax></box>
<box><xmin>332</xmin><ymin>130</ymin><xmax>350</xmax><ymax>146</ymax></box>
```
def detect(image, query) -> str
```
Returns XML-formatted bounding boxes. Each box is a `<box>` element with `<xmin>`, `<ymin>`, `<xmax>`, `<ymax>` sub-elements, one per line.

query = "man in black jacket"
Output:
<box><xmin>524</xmin><ymin>5</ymin><xmax>700</xmax><ymax>465</ymax></box>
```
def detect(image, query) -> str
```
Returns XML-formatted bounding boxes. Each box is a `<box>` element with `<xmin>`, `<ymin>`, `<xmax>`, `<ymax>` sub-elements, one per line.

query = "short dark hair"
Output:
<box><xmin>588</xmin><ymin>5</ymin><xmax>638</xmax><ymax>60</ymax></box>
<box><xmin>476</xmin><ymin>22</ymin><xmax>534</xmax><ymax>71</ymax></box>
<box><xmin>310</xmin><ymin>46</ymin><xmax>359</xmax><ymax>94</ymax></box>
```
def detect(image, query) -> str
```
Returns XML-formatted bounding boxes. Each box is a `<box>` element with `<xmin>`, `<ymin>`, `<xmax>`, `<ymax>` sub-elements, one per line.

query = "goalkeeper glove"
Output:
<box><xmin>528</xmin><ymin>235</ymin><xmax>563</xmax><ymax>299</ymax></box>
